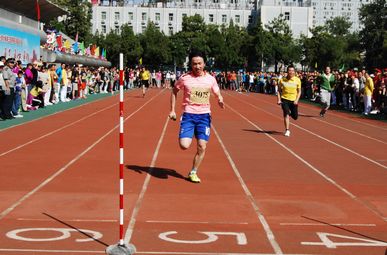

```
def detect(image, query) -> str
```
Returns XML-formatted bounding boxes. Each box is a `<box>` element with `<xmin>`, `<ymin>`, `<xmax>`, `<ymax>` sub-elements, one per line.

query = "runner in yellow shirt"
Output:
<box><xmin>140</xmin><ymin>66</ymin><xmax>151</xmax><ymax>97</ymax></box>
<box><xmin>277</xmin><ymin>65</ymin><xmax>301</xmax><ymax>137</ymax></box>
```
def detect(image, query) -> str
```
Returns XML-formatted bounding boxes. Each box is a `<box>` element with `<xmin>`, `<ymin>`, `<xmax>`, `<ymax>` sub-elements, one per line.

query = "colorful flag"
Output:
<box><xmin>56</xmin><ymin>35</ymin><xmax>63</xmax><ymax>50</ymax></box>
<box><xmin>103</xmin><ymin>48</ymin><xmax>107</xmax><ymax>59</ymax></box>
<box><xmin>139</xmin><ymin>57</ymin><xmax>142</xmax><ymax>65</ymax></box>
<box><xmin>35</xmin><ymin>0</ymin><xmax>40</xmax><ymax>22</ymax></box>
<box><xmin>75</xmin><ymin>32</ymin><xmax>79</xmax><ymax>42</ymax></box>
<box><xmin>72</xmin><ymin>42</ymin><xmax>78</xmax><ymax>53</ymax></box>
<box><xmin>95</xmin><ymin>47</ymin><xmax>100</xmax><ymax>57</ymax></box>
<box><xmin>64</xmin><ymin>40</ymin><xmax>71</xmax><ymax>49</ymax></box>
<box><xmin>86</xmin><ymin>46</ymin><xmax>91</xmax><ymax>56</ymax></box>
<box><xmin>79</xmin><ymin>42</ymin><xmax>85</xmax><ymax>55</ymax></box>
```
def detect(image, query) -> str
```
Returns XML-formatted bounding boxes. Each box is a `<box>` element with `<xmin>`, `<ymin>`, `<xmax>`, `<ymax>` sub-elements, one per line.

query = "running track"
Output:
<box><xmin>0</xmin><ymin>88</ymin><xmax>386</xmax><ymax>255</ymax></box>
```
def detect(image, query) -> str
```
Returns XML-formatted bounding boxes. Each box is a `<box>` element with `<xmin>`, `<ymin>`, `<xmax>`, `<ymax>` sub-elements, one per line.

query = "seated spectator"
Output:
<box><xmin>27</xmin><ymin>80</ymin><xmax>44</xmax><ymax>110</ymax></box>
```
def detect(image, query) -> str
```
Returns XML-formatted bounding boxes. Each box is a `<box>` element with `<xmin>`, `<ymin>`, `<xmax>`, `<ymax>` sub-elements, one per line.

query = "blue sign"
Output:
<box><xmin>0</xmin><ymin>26</ymin><xmax>40</xmax><ymax>65</ymax></box>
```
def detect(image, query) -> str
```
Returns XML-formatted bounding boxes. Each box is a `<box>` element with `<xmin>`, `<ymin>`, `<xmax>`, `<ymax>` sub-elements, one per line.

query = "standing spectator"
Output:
<box><xmin>1</xmin><ymin>58</ymin><xmax>17</xmax><ymax>119</ymax></box>
<box><xmin>0</xmin><ymin>61</ymin><xmax>5</xmax><ymax>120</ymax></box>
<box><xmin>39</xmin><ymin>65</ymin><xmax>52</xmax><ymax>106</ymax></box>
<box><xmin>11</xmin><ymin>71</ymin><xmax>24</xmax><ymax>118</ymax></box>
<box><xmin>363</xmin><ymin>72</ymin><xmax>374</xmax><ymax>115</ymax></box>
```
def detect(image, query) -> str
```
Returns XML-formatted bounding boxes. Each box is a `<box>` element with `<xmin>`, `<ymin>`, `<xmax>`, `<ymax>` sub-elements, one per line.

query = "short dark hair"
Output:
<box><xmin>287</xmin><ymin>65</ymin><xmax>295</xmax><ymax>71</ymax></box>
<box><xmin>189</xmin><ymin>49</ymin><xmax>206</xmax><ymax>63</ymax></box>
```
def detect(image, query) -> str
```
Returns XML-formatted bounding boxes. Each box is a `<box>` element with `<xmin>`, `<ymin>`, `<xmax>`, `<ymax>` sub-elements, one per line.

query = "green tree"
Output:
<box><xmin>245</xmin><ymin>21</ymin><xmax>272</xmax><ymax>70</ymax></box>
<box><xmin>50</xmin><ymin>0</ymin><xmax>93</xmax><ymax>43</ymax></box>
<box><xmin>265</xmin><ymin>14</ymin><xmax>300</xmax><ymax>72</ymax></box>
<box><xmin>120</xmin><ymin>24</ymin><xmax>143</xmax><ymax>66</ymax></box>
<box><xmin>139</xmin><ymin>22</ymin><xmax>172</xmax><ymax>68</ymax></box>
<box><xmin>359</xmin><ymin>0</ymin><xmax>387</xmax><ymax>68</ymax></box>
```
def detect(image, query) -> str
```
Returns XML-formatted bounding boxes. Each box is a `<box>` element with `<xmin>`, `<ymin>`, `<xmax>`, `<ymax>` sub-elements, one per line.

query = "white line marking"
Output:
<box><xmin>0</xmin><ymin>249</ymin><xmax>321</xmax><ymax>255</ymax></box>
<box><xmin>227</xmin><ymin>93</ymin><xmax>387</xmax><ymax>170</ymax></box>
<box><xmin>280</xmin><ymin>223</ymin><xmax>376</xmax><ymax>227</ymax></box>
<box><xmin>304</xmin><ymin>113</ymin><xmax>387</xmax><ymax>145</ymax></box>
<box><xmin>0</xmin><ymin>101</ymin><xmax>120</xmax><ymax>157</ymax></box>
<box><xmin>212</xmin><ymin>125</ymin><xmax>283</xmax><ymax>255</ymax></box>
<box><xmin>146</xmin><ymin>220</ymin><xmax>249</xmax><ymax>225</ymax></box>
<box><xmin>242</xmin><ymin>92</ymin><xmax>387</xmax><ymax>131</ymax></box>
<box><xmin>0</xmin><ymin>92</ymin><xmax>118</xmax><ymax>132</ymax></box>
<box><xmin>16</xmin><ymin>218</ymin><xmax>117</xmax><ymax>222</ymax></box>
<box><xmin>124</xmin><ymin>117</ymin><xmax>170</xmax><ymax>243</ymax></box>
<box><xmin>0</xmin><ymin>91</ymin><xmax>163</xmax><ymax>220</ymax></box>
<box><xmin>224</xmin><ymin>103</ymin><xmax>387</xmax><ymax>221</ymax></box>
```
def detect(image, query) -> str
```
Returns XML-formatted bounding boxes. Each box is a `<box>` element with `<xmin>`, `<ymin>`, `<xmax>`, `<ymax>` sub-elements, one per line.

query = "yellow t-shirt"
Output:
<box><xmin>364</xmin><ymin>77</ymin><xmax>374</xmax><ymax>96</ymax></box>
<box><xmin>140</xmin><ymin>70</ymin><xmax>150</xmax><ymax>81</ymax></box>
<box><xmin>279</xmin><ymin>76</ymin><xmax>301</xmax><ymax>101</ymax></box>
<box><xmin>30</xmin><ymin>87</ymin><xmax>43</xmax><ymax>97</ymax></box>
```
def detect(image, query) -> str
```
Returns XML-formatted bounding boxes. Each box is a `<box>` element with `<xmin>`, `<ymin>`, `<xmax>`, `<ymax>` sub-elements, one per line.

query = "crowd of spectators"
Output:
<box><xmin>1</xmin><ymin>59</ymin><xmax>386</xmax><ymax>121</ymax></box>
<box><xmin>215</xmin><ymin>69</ymin><xmax>387</xmax><ymax>116</ymax></box>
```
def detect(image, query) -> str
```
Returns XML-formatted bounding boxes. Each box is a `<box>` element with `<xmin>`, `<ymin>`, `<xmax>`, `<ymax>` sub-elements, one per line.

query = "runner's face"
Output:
<box><xmin>287</xmin><ymin>68</ymin><xmax>295</xmax><ymax>78</ymax></box>
<box><xmin>325</xmin><ymin>67</ymin><xmax>331</xmax><ymax>74</ymax></box>
<box><xmin>191</xmin><ymin>56</ymin><xmax>205</xmax><ymax>76</ymax></box>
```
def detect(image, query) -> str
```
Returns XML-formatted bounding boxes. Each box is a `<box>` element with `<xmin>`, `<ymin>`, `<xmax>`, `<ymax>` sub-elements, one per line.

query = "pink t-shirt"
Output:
<box><xmin>175</xmin><ymin>72</ymin><xmax>220</xmax><ymax>114</ymax></box>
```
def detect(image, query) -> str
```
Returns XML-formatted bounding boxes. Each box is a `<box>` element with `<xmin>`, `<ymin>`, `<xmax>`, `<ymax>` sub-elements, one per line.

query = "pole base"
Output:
<box><xmin>106</xmin><ymin>243</ymin><xmax>136</xmax><ymax>255</ymax></box>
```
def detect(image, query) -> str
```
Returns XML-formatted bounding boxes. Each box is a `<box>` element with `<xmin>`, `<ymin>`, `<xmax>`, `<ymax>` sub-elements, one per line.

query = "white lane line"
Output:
<box><xmin>0</xmin><ymin>100</ymin><xmax>121</xmax><ymax>157</ymax></box>
<box><xmin>0</xmin><ymin>91</ymin><xmax>163</xmax><ymax>221</ymax></box>
<box><xmin>0</xmin><ymin>249</ymin><xmax>320</xmax><ymax>255</ymax></box>
<box><xmin>305</xmin><ymin>114</ymin><xmax>387</xmax><ymax>145</ymax></box>
<box><xmin>280</xmin><ymin>223</ymin><xmax>376</xmax><ymax>227</ymax></box>
<box><xmin>124</xmin><ymin>117</ymin><xmax>170</xmax><ymax>243</ymax></box>
<box><xmin>0</xmin><ymin>92</ymin><xmax>120</xmax><ymax>132</ymax></box>
<box><xmin>145</xmin><ymin>220</ymin><xmax>249</xmax><ymax>224</ymax></box>
<box><xmin>224</xmin><ymin>103</ymin><xmax>386</xmax><ymax>221</ymax></box>
<box><xmin>16</xmin><ymin>218</ymin><xmax>117</xmax><ymax>222</ymax></box>
<box><xmin>212</xmin><ymin>125</ymin><xmax>283</xmax><ymax>255</ymax></box>
<box><xmin>227</xmin><ymin>93</ymin><xmax>387</xmax><ymax>170</ymax></box>
<box><xmin>242</xmin><ymin>92</ymin><xmax>387</xmax><ymax>131</ymax></box>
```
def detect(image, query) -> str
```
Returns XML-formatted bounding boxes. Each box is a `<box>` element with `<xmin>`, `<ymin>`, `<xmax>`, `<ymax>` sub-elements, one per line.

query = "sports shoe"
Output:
<box><xmin>319</xmin><ymin>109</ymin><xmax>326</xmax><ymax>117</ymax></box>
<box><xmin>284</xmin><ymin>130</ymin><xmax>290</xmax><ymax>137</ymax></box>
<box><xmin>188</xmin><ymin>172</ymin><xmax>201</xmax><ymax>183</ymax></box>
<box><xmin>13</xmin><ymin>114</ymin><xmax>23</xmax><ymax>118</ymax></box>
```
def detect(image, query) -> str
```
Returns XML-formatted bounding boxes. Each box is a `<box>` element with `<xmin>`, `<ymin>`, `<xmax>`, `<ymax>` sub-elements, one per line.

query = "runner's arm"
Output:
<box><xmin>213</xmin><ymin>89</ymin><xmax>225</xmax><ymax>109</ymax></box>
<box><xmin>169</xmin><ymin>87</ymin><xmax>179</xmax><ymax>119</ymax></box>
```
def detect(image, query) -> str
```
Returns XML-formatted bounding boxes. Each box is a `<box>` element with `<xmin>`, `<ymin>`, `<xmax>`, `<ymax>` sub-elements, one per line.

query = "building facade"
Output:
<box><xmin>92</xmin><ymin>0</ymin><xmax>257</xmax><ymax>35</ymax></box>
<box><xmin>310</xmin><ymin>0</ymin><xmax>371</xmax><ymax>31</ymax></box>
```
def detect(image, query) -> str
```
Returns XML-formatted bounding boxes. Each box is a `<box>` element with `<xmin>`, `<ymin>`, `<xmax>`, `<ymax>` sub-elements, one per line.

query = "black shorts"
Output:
<box><xmin>142</xmin><ymin>80</ymin><xmax>149</xmax><ymax>88</ymax></box>
<box><xmin>281</xmin><ymin>99</ymin><xmax>298</xmax><ymax>120</ymax></box>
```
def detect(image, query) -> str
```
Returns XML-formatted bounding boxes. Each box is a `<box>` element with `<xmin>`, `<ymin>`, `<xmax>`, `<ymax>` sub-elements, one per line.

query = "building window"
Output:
<box><xmin>155</xmin><ymin>13</ymin><xmax>160</xmax><ymax>21</ymax></box>
<box><xmin>209</xmin><ymin>14</ymin><xmax>214</xmax><ymax>22</ymax></box>
<box><xmin>115</xmin><ymin>12</ymin><xmax>120</xmax><ymax>20</ymax></box>
<box><xmin>101</xmin><ymin>11</ymin><xmax>107</xmax><ymax>20</ymax></box>
<box><xmin>169</xmin><ymin>13</ymin><xmax>174</xmax><ymax>21</ymax></box>
<box><xmin>182</xmin><ymin>13</ymin><xmax>187</xmax><ymax>18</ymax></box>
<box><xmin>168</xmin><ymin>26</ymin><xmax>173</xmax><ymax>35</ymax></box>
<box><xmin>142</xmin><ymin>26</ymin><xmax>146</xmax><ymax>33</ymax></box>
<box><xmin>235</xmin><ymin>15</ymin><xmax>240</xmax><ymax>23</ymax></box>
<box><xmin>142</xmin><ymin>12</ymin><xmax>147</xmax><ymax>21</ymax></box>
<box><xmin>128</xmin><ymin>12</ymin><xmax>133</xmax><ymax>20</ymax></box>
<box><xmin>248</xmin><ymin>15</ymin><xmax>252</xmax><ymax>23</ymax></box>
<box><xmin>101</xmin><ymin>24</ymin><xmax>106</xmax><ymax>33</ymax></box>
<box><xmin>114</xmin><ymin>24</ymin><xmax>120</xmax><ymax>30</ymax></box>
<box><xmin>284</xmin><ymin>12</ymin><xmax>290</xmax><ymax>20</ymax></box>
<box><xmin>213</xmin><ymin>0</ymin><xmax>219</xmax><ymax>2</ymax></box>
<box><xmin>222</xmin><ymin>14</ymin><xmax>227</xmax><ymax>23</ymax></box>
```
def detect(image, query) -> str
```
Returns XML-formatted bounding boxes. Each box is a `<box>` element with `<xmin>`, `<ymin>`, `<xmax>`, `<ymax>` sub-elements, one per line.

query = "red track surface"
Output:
<box><xmin>0</xmin><ymin>88</ymin><xmax>386</xmax><ymax>255</ymax></box>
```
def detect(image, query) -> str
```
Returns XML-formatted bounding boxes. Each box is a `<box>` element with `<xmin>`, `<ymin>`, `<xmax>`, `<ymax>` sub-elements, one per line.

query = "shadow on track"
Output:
<box><xmin>302</xmin><ymin>216</ymin><xmax>387</xmax><ymax>243</ymax></box>
<box><xmin>42</xmin><ymin>213</ymin><xmax>109</xmax><ymax>247</ymax></box>
<box><xmin>126</xmin><ymin>165</ymin><xmax>188</xmax><ymax>181</ymax></box>
<box><xmin>242</xmin><ymin>129</ymin><xmax>282</xmax><ymax>135</ymax></box>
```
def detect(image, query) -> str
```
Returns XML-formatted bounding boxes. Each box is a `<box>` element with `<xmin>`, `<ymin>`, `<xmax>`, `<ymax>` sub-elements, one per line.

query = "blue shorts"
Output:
<box><xmin>179</xmin><ymin>112</ymin><xmax>211</xmax><ymax>141</ymax></box>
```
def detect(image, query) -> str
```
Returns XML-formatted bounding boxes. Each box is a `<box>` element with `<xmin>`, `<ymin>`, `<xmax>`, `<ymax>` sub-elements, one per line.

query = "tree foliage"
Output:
<box><xmin>359</xmin><ymin>0</ymin><xmax>387</xmax><ymax>69</ymax></box>
<box><xmin>49</xmin><ymin>0</ymin><xmax>93</xmax><ymax>44</ymax></box>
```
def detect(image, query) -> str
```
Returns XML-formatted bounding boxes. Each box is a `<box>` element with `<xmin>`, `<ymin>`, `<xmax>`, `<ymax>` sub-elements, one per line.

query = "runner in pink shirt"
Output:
<box><xmin>169</xmin><ymin>50</ymin><xmax>225</xmax><ymax>183</ymax></box>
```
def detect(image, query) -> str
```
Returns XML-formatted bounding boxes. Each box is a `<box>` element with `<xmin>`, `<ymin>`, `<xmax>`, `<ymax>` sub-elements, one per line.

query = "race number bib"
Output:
<box><xmin>190</xmin><ymin>87</ymin><xmax>211</xmax><ymax>104</ymax></box>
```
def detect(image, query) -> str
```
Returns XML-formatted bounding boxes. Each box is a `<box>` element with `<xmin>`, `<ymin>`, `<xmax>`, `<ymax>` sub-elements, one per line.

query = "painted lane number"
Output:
<box><xmin>302</xmin><ymin>232</ymin><xmax>387</xmax><ymax>248</ymax></box>
<box><xmin>6</xmin><ymin>228</ymin><xmax>103</xmax><ymax>242</ymax></box>
<box><xmin>159</xmin><ymin>231</ymin><xmax>247</xmax><ymax>245</ymax></box>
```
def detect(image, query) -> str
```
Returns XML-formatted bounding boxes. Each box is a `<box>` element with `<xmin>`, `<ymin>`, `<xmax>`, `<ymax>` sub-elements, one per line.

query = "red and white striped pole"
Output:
<box><xmin>119</xmin><ymin>53</ymin><xmax>125</xmax><ymax>246</ymax></box>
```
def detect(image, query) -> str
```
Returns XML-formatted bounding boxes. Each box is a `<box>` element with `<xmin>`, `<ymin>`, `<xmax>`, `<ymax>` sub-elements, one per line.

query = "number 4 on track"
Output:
<box><xmin>301</xmin><ymin>232</ymin><xmax>387</xmax><ymax>248</ymax></box>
